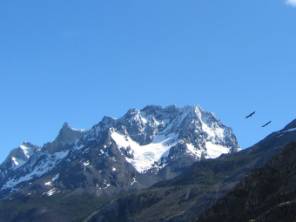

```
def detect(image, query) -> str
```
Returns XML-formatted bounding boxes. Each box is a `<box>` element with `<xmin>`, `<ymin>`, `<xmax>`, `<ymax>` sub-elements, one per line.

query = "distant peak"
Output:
<box><xmin>19</xmin><ymin>143</ymin><xmax>39</xmax><ymax>154</ymax></box>
<box><xmin>56</xmin><ymin>122</ymin><xmax>85</xmax><ymax>142</ymax></box>
<box><xmin>102</xmin><ymin>116</ymin><xmax>116</xmax><ymax>123</ymax></box>
<box><xmin>60</xmin><ymin>122</ymin><xmax>85</xmax><ymax>133</ymax></box>
<box><xmin>141</xmin><ymin>104</ymin><xmax>202</xmax><ymax>114</ymax></box>
<box><xmin>142</xmin><ymin>105</ymin><xmax>162</xmax><ymax>111</ymax></box>
<box><xmin>20</xmin><ymin>142</ymin><xmax>35</xmax><ymax>147</ymax></box>
<box><xmin>181</xmin><ymin>105</ymin><xmax>202</xmax><ymax>113</ymax></box>
<box><xmin>62</xmin><ymin>122</ymin><xmax>71</xmax><ymax>130</ymax></box>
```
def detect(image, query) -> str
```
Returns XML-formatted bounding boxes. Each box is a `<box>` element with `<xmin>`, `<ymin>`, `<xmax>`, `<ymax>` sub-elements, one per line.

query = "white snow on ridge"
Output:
<box><xmin>194</xmin><ymin>108</ymin><xmax>225</xmax><ymax>142</ymax></box>
<box><xmin>44</xmin><ymin>173</ymin><xmax>60</xmax><ymax>186</ymax></box>
<box><xmin>44</xmin><ymin>181</ymin><xmax>52</xmax><ymax>186</ymax></box>
<box><xmin>46</xmin><ymin>188</ymin><xmax>57</xmax><ymax>196</ymax></box>
<box><xmin>186</xmin><ymin>142</ymin><xmax>231</xmax><ymax>159</ymax></box>
<box><xmin>205</xmin><ymin>142</ymin><xmax>230</xmax><ymax>159</ymax></box>
<box><xmin>186</xmin><ymin>144</ymin><xmax>203</xmax><ymax>158</ymax></box>
<box><xmin>11</xmin><ymin>156</ymin><xmax>25</xmax><ymax>167</ymax></box>
<box><xmin>111</xmin><ymin>130</ymin><xmax>178</xmax><ymax>173</ymax></box>
<box><xmin>202</xmin><ymin>122</ymin><xmax>225</xmax><ymax>141</ymax></box>
<box><xmin>70</xmin><ymin>127</ymin><xmax>86</xmax><ymax>132</ymax></box>
<box><xmin>83</xmin><ymin>160</ymin><xmax>90</xmax><ymax>167</ymax></box>
<box><xmin>1</xmin><ymin>151</ymin><xmax>69</xmax><ymax>191</ymax></box>
<box><xmin>52</xmin><ymin>174</ymin><xmax>60</xmax><ymax>182</ymax></box>
<box><xmin>277</xmin><ymin>127</ymin><xmax>296</xmax><ymax>137</ymax></box>
<box><xmin>20</xmin><ymin>144</ymin><xmax>33</xmax><ymax>158</ymax></box>
<box><xmin>283</xmin><ymin>128</ymin><xmax>296</xmax><ymax>133</ymax></box>
<box><xmin>8</xmin><ymin>144</ymin><xmax>37</xmax><ymax>170</ymax></box>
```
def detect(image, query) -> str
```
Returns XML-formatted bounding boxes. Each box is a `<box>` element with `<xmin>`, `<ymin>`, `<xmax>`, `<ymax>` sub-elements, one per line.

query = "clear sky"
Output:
<box><xmin>0</xmin><ymin>0</ymin><xmax>296</xmax><ymax>161</ymax></box>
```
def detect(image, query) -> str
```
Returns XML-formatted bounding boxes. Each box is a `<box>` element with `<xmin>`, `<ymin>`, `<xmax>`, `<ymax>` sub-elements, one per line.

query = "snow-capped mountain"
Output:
<box><xmin>107</xmin><ymin>105</ymin><xmax>238</xmax><ymax>173</ymax></box>
<box><xmin>0</xmin><ymin>105</ymin><xmax>239</xmax><ymax>198</ymax></box>
<box><xmin>0</xmin><ymin>143</ymin><xmax>40</xmax><ymax>171</ymax></box>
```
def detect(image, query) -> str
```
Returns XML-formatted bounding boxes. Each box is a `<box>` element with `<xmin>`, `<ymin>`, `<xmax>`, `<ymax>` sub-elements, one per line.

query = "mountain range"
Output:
<box><xmin>0</xmin><ymin>105</ymin><xmax>238</xmax><ymax>199</ymax></box>
<box><xmin>0</xmin><ymin>105</ymin><xmax>295</xmax><ymax>222</ymax></box>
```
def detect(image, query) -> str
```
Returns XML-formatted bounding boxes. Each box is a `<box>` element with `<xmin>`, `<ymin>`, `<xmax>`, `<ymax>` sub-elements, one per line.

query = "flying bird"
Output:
<box><xmin>245</xmin><ymin>111</ymin><xmax>256</xmax><ymax>119</ymax></box>
<box><xmin>261</xmin><ymin>121</ymin><xmax>272</xmax><ymax>128</ymax></box>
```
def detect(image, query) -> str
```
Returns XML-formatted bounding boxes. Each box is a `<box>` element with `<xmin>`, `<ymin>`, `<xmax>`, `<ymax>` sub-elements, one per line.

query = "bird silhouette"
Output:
<box><xmin>261</xmin><ymin>121</ymin><xmax>272</xmax><ymax>128</ymax></box>
<box><xmin>245</xmin><ymin>111</ymin><xmax>256</xmax><ymax>119</ymax></box>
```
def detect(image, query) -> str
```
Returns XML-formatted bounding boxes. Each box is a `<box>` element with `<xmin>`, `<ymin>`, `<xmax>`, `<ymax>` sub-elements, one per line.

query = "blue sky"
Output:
<box><xmin>0</xmin><ymin>0</ymin><xmax>296</xmax><ymax>161</ymax></box>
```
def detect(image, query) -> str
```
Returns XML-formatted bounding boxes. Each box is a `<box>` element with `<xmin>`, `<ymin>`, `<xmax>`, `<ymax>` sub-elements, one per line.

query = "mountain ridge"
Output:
<box><xmin>0</xmin><ymin>111</ymin><xmax>295</xmax><ymax>222</ymax></box>
<box><xmin>0</xmin><ymin>105</ymin><xmax>238</xmax><ymax>199</ymax></box>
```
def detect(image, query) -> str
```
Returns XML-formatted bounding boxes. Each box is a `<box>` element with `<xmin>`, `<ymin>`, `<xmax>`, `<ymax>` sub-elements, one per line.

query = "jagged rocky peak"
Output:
<box><xmin>101</xmin><ymin>116</ymin><xmax>116</xmax><ymax>126</ymax></box>
<box><xmin>1</xmin><ymin>142</ymin><xmax>39</xmax><ymax>170</ymax></box>
<box><xmin>43</xmin><ymin>122</ymin><xmax>85</xmax><ymax>153</ymax></box>
<box><xmin>118</xmin><ymin>105</ymin><xmax>238</xmax><ymax>148</ymax></box>
<box><xmin>56</xmin><ymin>122</ymin><xmax>85</xmax><ymax>144</ymax></box>
<box><xmin>108</xmin><ymin>105</ymin><xmax>239</xmax><ymax>173</ymax></box>
<box><xmin>70</xmin><ymin>105</ymin><xmax>239</xmax><ymax>174</ymax></box>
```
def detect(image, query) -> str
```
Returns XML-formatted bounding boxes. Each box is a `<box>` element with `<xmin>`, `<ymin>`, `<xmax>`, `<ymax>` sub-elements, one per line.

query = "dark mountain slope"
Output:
<box><xmin>87</xmin><ymin>120</ymin><xmax>296</xmax><ymax>222</ymax></box>
<box><xmin>0</xmin><ymin>193</ymin><xmax>106</xmax><ymax>222</ymax></box>
<box><xmin>198</xmin><ymin>142</ymin><xmax>296</xmax><ymax>222</ymax></box>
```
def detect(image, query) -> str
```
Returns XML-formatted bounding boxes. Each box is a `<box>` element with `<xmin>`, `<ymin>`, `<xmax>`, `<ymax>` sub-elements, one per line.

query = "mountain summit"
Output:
<box><xmin>0</xmin><ymin>105</ymin><xmax>239</xmax><ymax>198</ymax></box>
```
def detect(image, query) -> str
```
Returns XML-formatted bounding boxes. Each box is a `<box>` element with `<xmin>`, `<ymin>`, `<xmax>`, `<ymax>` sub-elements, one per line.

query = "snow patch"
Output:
<box><xmin>111</xmin><ymin>130</ymin><xmax>178</xmax><ymax>173</ymax></box>
<box><xmin>97</xmin><ymin>182</ymin><xmax>111</xmax><ymax>190</ymax></box>
<box><xmin>44</xmin><ymin>181</ymin><xmax>52</xmax><ymax>186</ymax></box>
<box><xmin>83</xmin><ymin>160</ymin><xmax>90</xmax><ymax>167</ymax></box>
<box><xmin>45</xmin><ymin>173</ymin><xmax>60</xmax><ymax>186</ymax></box>
<box><xmin>70</xmin><ymin>126</ymin><xmax>86</xmax><ymax>132</ymax></box>
<box><xmin>11</xmin><ymin>157</ymin><xmax>24</xmax><ymax>167</ymax></box>
<box><xmin>20</xmin><ymin>144</ymin><xmax>33</xmax><ymax>158</ymax></box>
<box><xmin>186</xmin><ymin>144</ymin><xmax>203</xmax><ymax>159</ymax></box>
<box><xmin>46</xmin><ymin>188</ymin><xmax>57</xmax><ymax>196</ymax></box>
<box><xmin>202</xmin><ymin>123</ymin><xmax>224</xmax><ymax>140</ymax></box>
<box><xmin>205</xmin><ymin>142</ymin><xmax>230</xmax><ymax>159</ymax></box>
<box><xmin>52</xmin><ymin>174</ymin><xmax>60</xmax><ymax>182</ymax></box>
<box><xmin>74</xmin><ymin>144</ymin><xmax>84</xmax><ymax>150</ymax></box>
<box><xmin>131</xmin><ymin>177</ymin><xmax>137</xmax><ymax>186</ymax></box>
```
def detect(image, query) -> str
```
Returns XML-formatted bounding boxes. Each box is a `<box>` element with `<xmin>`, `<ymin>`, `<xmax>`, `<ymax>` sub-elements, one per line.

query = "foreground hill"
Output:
<box><xmin>198</xmin><ymin>141</ymin><xmax>296</xmax><ymax>222</ymax></box>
